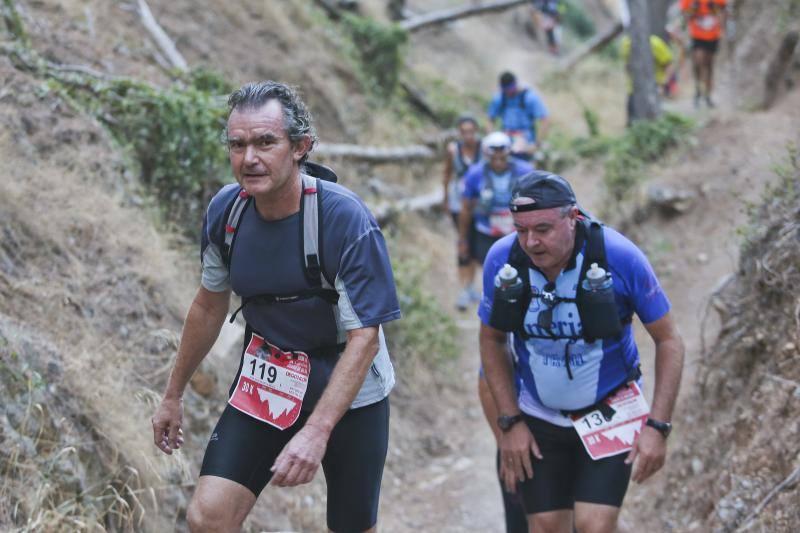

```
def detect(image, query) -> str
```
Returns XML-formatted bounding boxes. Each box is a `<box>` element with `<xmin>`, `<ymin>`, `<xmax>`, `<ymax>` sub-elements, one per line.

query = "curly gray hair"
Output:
<box><xmin>226</xmin><ymin>81</ymin><xmax>317</xmax><ymax>164</ymax></box>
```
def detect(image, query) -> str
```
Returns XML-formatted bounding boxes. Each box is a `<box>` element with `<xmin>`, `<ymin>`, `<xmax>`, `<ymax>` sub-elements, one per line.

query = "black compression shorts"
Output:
<box><xmin>518</xmin><ymin>415</ymin><xmax>632</xmax><ymax>514</ymax></box>
<box><xmin>691</xmin><ymin>38</ymin><xmax>719</xmax><ymax>54</ymax></box>
<box><xmin>200</xmin><ymin>398</ymin><xmax>390</xmax><ymax>532</ymax></box>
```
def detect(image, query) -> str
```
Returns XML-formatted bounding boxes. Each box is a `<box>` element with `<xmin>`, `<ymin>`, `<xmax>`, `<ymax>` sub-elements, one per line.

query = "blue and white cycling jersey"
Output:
<box><xmin>462</xmin><ymin>159</ymin><xmax>534</xmax><ymax>236</ymax></box>
<box><xmin>479</xmin><ymin>226</ymin><xmax>670</xmax><ymax>427</ymax></box>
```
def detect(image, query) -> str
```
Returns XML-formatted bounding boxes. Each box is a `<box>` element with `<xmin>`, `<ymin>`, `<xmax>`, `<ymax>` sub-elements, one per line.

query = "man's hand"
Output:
<box><xmin>499</xmin><ymin>421</ymin><xmax>542</xmax><ymax>493</ymax></box>
<box><xmin>270</xmin><ymin>424</ymin><xmax>330</xmax><ymax>487</ymax></box>
<box><xmin>625</xmin><ymin>425</ymin><xmax>666</xmax><ymax>483</ymax></box>
<box><xmin>152</xmin><ymin>397</ymin><xmax>185</xmax><ymax>455</ymax></box>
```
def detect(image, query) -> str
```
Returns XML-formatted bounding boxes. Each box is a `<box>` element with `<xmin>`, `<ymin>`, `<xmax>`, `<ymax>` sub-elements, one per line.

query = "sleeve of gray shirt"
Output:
<box><xmin>201</xmin><ymin>242</ymin><xmax>231</xmax><ymax>292</ymax></box>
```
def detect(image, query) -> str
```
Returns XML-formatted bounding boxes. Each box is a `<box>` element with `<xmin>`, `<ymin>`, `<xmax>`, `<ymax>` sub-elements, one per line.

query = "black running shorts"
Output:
<box><xmin>518</xmin><ymin>415</ymin><xmax>632</xmax><ymax>514</ymax></box>
<box><xmin>691</xmin><ymin>38</ymin><xmax>719</xmax><ymax>54</ymax></box>
<box><xmin>200</xmin><ymin>397</ymin><xmax>390</xmax><ymax>532</ymax></box>
<box><xmin>473</xmin><ymin>231</ymin><xmax>502</xmax><ymax>264</ymax></box>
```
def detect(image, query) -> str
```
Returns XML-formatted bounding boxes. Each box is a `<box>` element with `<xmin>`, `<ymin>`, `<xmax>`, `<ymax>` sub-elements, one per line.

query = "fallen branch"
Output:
<box><xmin>557</xmin><ymin>20</ymin><xmax>624</xmax><ymax>73</ymax></box>
<box><xmin>735</xmin><ymin>465</ymin><xmax>800</xmax><ymax>532</ymax></box>
<box><xmin>315</xmin><ymin>142</ymin><xmax>435</xmax><ymax>162</ymax></box>
<box><xmin>400</xmin><ymin>0</ymin><xmax>528</xmax><ymax>33</ymax></box>
<box><xmin>399</xmin><ymin>80</ymin><xmax>440</xmax><ymax>123</ymax></box>
<box><xmin>764</xmin><ymin>373</ymin><xmax>800</xmax><ymax>391</ymax></box>
<box><xmin>136</xmin><ymin>0</ymin><xmax>188</xmax><ymax>72</ymax></box>
<box><xmin>372</xmin><ymin>189</ymin><xmax>442</xmax><ymax>225</ymax></box>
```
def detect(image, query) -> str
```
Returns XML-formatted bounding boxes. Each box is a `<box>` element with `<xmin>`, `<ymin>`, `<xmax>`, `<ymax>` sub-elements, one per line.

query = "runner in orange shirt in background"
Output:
<box><xmin>680</xmin><ymin>0</ymin><xmax>727</xmax><ymax>108</ymax></box>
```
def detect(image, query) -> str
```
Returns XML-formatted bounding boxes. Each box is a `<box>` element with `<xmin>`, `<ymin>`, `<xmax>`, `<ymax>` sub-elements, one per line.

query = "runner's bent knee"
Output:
<box><xmin>187</xmin><ymin>476</ymin><xmax>255</xmax><ymax>533</ymax></box>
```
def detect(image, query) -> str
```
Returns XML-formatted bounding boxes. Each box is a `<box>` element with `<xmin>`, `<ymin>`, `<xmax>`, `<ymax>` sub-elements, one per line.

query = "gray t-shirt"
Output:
<box><xmin>200</xmin><ymin>176</ymin><xmax>401</xmax><ymax>408</ymax></box>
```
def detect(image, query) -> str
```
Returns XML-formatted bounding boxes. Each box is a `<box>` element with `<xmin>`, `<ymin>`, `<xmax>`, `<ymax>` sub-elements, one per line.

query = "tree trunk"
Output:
<box><xmin>627</xmin><ymin>0</ymin><xmax>661</xmax><ymax>122</ymax></box>
<box><xmin>762</xmin><ymin>31</ymin><xmax>799</xmax><ymax>110</ymax></box>
<box><xmin>648</xmin><ymin>0</ymin><xmax>670</xmax><ymax>40</ymax></box>
<box><xmin>387</xmin><ymin>0</ymin><xmax>406</xmax><ymax>21</ymax></box>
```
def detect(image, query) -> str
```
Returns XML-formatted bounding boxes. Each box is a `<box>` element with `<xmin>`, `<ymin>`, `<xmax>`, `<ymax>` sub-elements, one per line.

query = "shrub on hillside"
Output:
<box><xmin>341</xmin><ymin>14</ymin><xmax>407</xmax><ymax>99</ymax></box>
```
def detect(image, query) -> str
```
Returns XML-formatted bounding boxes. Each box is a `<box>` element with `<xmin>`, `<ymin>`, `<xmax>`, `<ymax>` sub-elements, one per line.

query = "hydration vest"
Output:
<box><xmin>453</xmin><ymin>139</ymin><xmax>482</xmax><ymax>178</ymax></box>
<box><xmin>223</xmin><ymin>162</ymin><xmax>341</xmax><ymax>335</ymax></box>
<box><xmin>496</xmin><ymin>218</ymin><xmax>632</xmax><ymax>378</ymax></box>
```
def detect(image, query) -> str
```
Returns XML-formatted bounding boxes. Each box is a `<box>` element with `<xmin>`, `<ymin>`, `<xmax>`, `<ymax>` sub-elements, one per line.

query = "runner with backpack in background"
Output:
<box><xmin>150</xmin><ymin>81</ymin><xmax>400</xmax><ymax>533</ymax></box>
<box><xmin>487</xmin><ymin>72</ymin><xmax>550</xmax><ymax>163</ymax></box>
<box><xmin>443</xmin><ymin>115</ymin><xmax>484</xmax><ymax>311</ymax></box>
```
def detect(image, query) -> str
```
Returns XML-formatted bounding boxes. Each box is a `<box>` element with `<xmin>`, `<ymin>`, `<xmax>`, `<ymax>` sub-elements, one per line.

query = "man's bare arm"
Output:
<box><xmin>270</xmin><ymin>326</ymin><xmax>380</xmax><ymax>487</ymax></box>
<box><xmin>627</xmin><ymin>311</ymin><xmax>684</xmax><ymax>482</ymax></box>
<box><xmin>152</xmin><ymin>286</ymin><xmax>231</xmax><ymax>454</ymax></box>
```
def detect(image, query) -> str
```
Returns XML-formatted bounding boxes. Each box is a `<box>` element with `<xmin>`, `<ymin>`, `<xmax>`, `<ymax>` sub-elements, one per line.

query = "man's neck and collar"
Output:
<box><xmin>252</xmin><ymin>167</ymin><xmax>303</xmax><ymax>221</ymax></box>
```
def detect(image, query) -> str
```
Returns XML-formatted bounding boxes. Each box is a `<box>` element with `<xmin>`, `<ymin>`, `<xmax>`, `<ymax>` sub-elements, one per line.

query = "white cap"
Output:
<box><xmin>483</xmin><ymin>131</ymin><xmax>512</xmax><ymax>152</ymax></box>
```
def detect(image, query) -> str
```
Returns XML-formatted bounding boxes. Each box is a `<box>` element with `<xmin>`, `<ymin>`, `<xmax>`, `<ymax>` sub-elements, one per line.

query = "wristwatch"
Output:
<box><xmin>497</xmin><ymin>414</ymin><xmax>524</xmax><ymax>432</ymax></box>
<box><xmin>645</xmin><ymin>417</ymin><xmax>672</xmax><ymax>439</ymax></box>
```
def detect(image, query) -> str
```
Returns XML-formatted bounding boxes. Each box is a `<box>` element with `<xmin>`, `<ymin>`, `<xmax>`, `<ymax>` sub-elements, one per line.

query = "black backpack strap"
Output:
<box><xmin>507</xmin><ymin>239</ymin><xmax>533</xmax><ymax>337</ymax></box>
<box><xmin>583</xmin><ymin>218</ymin><xmax>607</xmax><ymax>270</ymax></box>
<box><xmin>304</xmin><ymin>161</ymin><xmax>339</xmax><ymax>183</ymax></box>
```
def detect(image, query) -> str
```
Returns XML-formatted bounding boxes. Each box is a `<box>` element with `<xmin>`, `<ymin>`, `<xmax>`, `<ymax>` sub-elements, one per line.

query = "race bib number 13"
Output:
<box><xmin>570</xmin><ymin>382</ymin><xmax>650</xmax><ymax>460</ymax></box>
<box><xmin>228</xmin><ymin>333</ymin><xmax>310</xmax><ymax>430</ymax></box>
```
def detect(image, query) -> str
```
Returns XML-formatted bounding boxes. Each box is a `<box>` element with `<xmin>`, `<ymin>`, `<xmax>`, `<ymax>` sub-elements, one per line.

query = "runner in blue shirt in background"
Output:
<box><xmin>479</xmin><ymin>171</ymin><xmax>684</xmax><ymax>533</ymax></box>
<box><xmin>458</xmin><ymin>131</ymin><xmax>534</xmax><ymax>272</ymax></box>
<box><xmin>487</xmin><ymin>71</ymin><xmax>550</xmax><ymax>162</ymax></box>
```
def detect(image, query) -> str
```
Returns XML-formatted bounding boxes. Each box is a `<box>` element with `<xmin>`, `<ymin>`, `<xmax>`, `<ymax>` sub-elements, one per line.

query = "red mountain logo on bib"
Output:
<box><xmin>256</xmin><ymin>388</ymin><xmax>296</xmax><ymax>419</ymax></box>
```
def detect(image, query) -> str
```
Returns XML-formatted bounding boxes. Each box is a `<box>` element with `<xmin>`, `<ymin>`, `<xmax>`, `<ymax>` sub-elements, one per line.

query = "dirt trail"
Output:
<box><xmin>382</xmin><ymin>47</ymin><xmax>799</xmax><ymax>531</ymax></box>
<box><xmin>381</xmin><ymin>315</ymin><xmax>505</xmax><ymax>532</ymax></box>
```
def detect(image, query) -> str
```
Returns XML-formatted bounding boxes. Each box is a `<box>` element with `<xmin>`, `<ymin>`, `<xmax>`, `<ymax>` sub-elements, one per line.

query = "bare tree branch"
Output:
<box><xmin>400</xmin><ymin>0</ymin><xmax>528</xmax><ymax>33</ymax></box>
<box><xmin>136</xmin><ymin>0</ymin><xmax>188</xmax><ymax>72</ymax></box>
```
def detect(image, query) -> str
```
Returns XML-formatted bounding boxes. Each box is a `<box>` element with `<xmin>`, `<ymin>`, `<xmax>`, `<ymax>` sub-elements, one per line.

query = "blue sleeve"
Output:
<box><xmin>606</xmin><ymin>229</ymin><xmax>670</xmax><ymax>324</ymax></box>
<box><xmin>335</xmin><ymin>227</ymin><xmax>401</xmax><ymax>329</ymax></box>
<box><xmin>512</xmin><ymin>160</ymin><xmax>535</xmax><ymax>176</ymax></box>
<box><xmin>478</xmin><ymin>234</ymin><xmax>516</xmax><ymax>325</ymax></box>
<box><xmin>525</xmin><ymin>91</ymin><xmax>549</xmax><ymax>120</ymax></box>
<box><xmin>199</xmin><ymin>183</ymin><xmax>239</xmax><ymax>291</ymax></box>
<box><xmin>487</xmin><ymin>93</ymin><xmax>502</xmax><ymax>119</ymax></box>
<box><xmin>462</xmin><ymin>164</ymin><xmax>483</xmax><ymax>199</ymax></box>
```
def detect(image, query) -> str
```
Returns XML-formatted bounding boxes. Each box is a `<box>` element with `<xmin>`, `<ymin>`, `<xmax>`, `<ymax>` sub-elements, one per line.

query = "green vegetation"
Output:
<box><xmin>341</xmin><ymin>14</ymin><xmax>407</xmax><ymax>99</ymax></box>
<box><xmin>403</xmin><ymin>71</ymin><xmax>489</xmax><ymax>127</ymax></box>
<box><xmin>740</xmin><ymin>144</ymin><xmax>799</xmax><ymax>253</ymax></box>
<box><xmin>41</xmin><ymin>72</ymin><xmax>231</xmax><ymax>231</ymax></box>
<box><xmin>5</xmin><ymin>3</ymin><xmax>233</xmax><ymax>233</ymax></box>
<box><xmin>386</xmin><ymin>257</ymin><xmax>459</xmax><ymax>365</ymax></box>
<box><xmin>543</xmin><ymin>112</ymin><xmax>695</xmax><ymax>212</ymax></box>
<box><xmin>603</xmin><ymin>113</ymin><xmax>695</xmax><ymax>202</ymax></box>
<box><xmin>1</xmin><ymin>0</ymin><xmax>30</xmax><ymax>47</ymax></box>
<box><xmin>561</xmin><ymin>0</ymin><xmax>596</xmax><ymax>38</ymax></box>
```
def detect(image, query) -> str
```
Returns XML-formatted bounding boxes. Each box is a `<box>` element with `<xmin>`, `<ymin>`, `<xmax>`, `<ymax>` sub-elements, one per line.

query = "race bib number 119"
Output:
<box><xmin>228</xmin><ymin>333</ymin><xmax>310</xmax><ymax>430</ymax></box>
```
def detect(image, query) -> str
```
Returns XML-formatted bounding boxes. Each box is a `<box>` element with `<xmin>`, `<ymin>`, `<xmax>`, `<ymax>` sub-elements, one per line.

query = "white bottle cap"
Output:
<box><xmin>499</xmin><ymin>263</ymin><xmax>518</xmax><ymax>281</ymax></box>
<box><xmin>586</xmin><ymin>262</ymin><xmax>606</xmax><ymax>281</ymax></box>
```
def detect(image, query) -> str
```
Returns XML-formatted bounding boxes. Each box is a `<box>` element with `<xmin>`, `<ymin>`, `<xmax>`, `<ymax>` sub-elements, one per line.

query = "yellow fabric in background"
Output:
<box><xmin>621</xmin><ymin>35</ymin><xmax>674</xmax><ymax>92</ymax></box>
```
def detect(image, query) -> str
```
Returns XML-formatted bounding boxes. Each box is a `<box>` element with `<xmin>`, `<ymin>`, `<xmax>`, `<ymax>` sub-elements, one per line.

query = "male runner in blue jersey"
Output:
<box><xmin>479</xmin><ymin>171</ymin><xmax>684</xmax><ymax>533</ymax></box>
